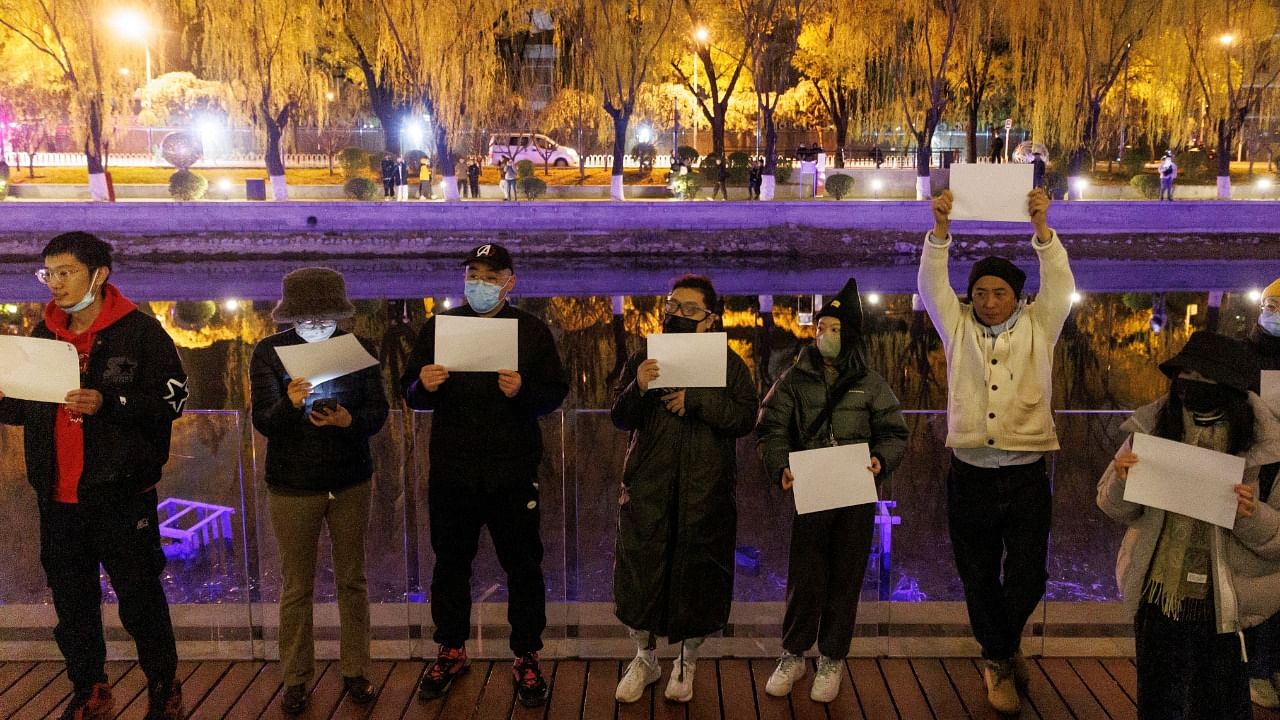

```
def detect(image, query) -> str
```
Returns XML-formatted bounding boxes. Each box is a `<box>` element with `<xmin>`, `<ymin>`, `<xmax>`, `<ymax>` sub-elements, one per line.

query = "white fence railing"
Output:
<box><xmin>3</xmin><ymin>151</ymin><xmax>335</xmax><ymax>169</ymax></box>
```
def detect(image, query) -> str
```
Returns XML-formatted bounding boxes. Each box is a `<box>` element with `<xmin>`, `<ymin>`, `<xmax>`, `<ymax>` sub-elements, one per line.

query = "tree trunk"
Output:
<box><xmin>965</xmin><ymin>102</ymin><xmax>980</xmax><ymax>164</ymax></box>
<box><xmin>913</xmin><ymin>109</ymin><xmax>938</xmax><ymax>200</ymax></box>
<box><xmin>761</xmin><ymin>106</ymin><xmax>778</xmax><ymax>201</ymax></box>
<box><xmin>1068</xmin><ymin>100</ymin><xmax>1102</xmax><ymax>200</ymax></box>
<box><xmin>265</xmin><ymin>118</ymin><xmax>289</xmax><ymax>201</ymax></box>
<box><xmin>84</xmin><ymin>97</ymin><xmax>108</xmax><ymax>201</ymax></box>
<box><xmin>833</xmin><ymin>115</ymin><xmax>848</xmax><ymax>169</ymax></box>
<box><xmin>608</xmin><ymin>110</ymin><xmax>629</xmax><ymax>201</ymax></box>
<box><xmin>711</xmin><ymin>103</ymin><xmax>726</xmax><ymax>158</ymax></box>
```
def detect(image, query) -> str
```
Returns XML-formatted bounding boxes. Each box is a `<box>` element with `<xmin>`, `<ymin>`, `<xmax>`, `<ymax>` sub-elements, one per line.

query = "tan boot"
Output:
<box><xmin>983</xmin><ymin>660</ymin><xmax>1021</xmax><ymax>714</ymax></box>
<box><xmin>1011</xmin><ymin>651</ymin><xmax>1031</xmax><ymax>689</ymax></box>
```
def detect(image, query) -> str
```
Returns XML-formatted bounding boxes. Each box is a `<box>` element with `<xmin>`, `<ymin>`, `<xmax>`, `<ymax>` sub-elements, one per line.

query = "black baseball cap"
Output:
<box><xmin>462</xmin><ymin>243</ymin><xmax>514</xmax><ymax>272</ymax></box>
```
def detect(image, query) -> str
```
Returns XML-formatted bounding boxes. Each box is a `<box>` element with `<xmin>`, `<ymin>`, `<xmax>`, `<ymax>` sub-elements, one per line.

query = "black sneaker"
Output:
<box><xmin>418</xmin><ymin>645</ymin><xmax>469</xmax><ymax>700</ymax></box>
<box><xmin>59</xmin><ymin>682</ymin><xmax>113</xmax><ymax>720</ymax></box>
<box><xmin>281</xmin><ymin>683</ymin><xmax>308</xmax><ymax>714</ymax></box>
<box><xmin>143</xmin><ymin>678</ymin><xmax>183</xmax><ymax>720</ymax></box>
<box><xmin>512</xmin><ymin>652</ymin><xmax>549</xmax><ymax>708</ymax></box>
<box><xmin>343</xmin><ymin>675</ymin><xmax>377</xmax><ymax>704</ymax></box>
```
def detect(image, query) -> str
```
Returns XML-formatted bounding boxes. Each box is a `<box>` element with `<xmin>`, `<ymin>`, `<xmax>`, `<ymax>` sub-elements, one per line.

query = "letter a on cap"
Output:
<box><xmin>476</xmin><ymin>244</ymin><xmax>493</xmax><ymax>257</ymax></box>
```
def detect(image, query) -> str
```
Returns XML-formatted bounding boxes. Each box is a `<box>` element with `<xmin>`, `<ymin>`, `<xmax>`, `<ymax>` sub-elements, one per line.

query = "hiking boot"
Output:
<box><xmin>280</xmin><ymin>684</ymin><xmax>307</xmax><ymax>714</ymax></box>
<box><xmin>764</xmin><ymin>653</ymin><xmax>806</xmax><ymax>697</ymax></box>
<box><xmin>512</xmin><ymin>652</ymin><xmax>549</xmax><ymax>708</ymax></box>
<box><xmin>143</xmin><ymin>678</ymin><xmax>183</xmax><ymax>720</ymax></box>
<box><xmin>1253</xmin><ymin>678</ymin><xmax>1280</xmax><ymax>708</ymax></box>
<box><xmin>664</xmin><ymin>656</ymin><xmax>695</xmax><ymax>703</ymax></box>
<box><xmin>615</xmin><ymin>653</ymin><xmax>660</xmax><ymax>703</ymax></box>
<box><xmin>418</xmin><ymin>645</ymin><xmax>469</xmax><ymax>701</ymax></box>
<box><xmin>983</xmin><ymin>659</ymin><xmax>1021</xmax><ymax>715</ymax></box>
<box><xmin>343</xmin><ymin>676</ymin><xmax>377</xmax><ymax>705</ymax></box>
<box><xmin>60</xmin><ymin>682</ymin><xmax>113</xmax><ymax>720</ymax></box>
<box><xmin>810</xmin><ymin>657</ymin><xmax>843</xmax><ymax>703</ymax></box>
<box><xmin>1011</xmin><ymin>651</ymin><xmax>1031</xmax><ymax>689</ymax></box>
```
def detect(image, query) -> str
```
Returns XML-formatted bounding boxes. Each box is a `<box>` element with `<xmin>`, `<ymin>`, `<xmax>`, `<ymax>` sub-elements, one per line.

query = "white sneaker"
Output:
<box><xmin>1252</xmin><ymin>678</ymin><xmax>1280</xmax><ymax>708</ymax></box>
<box><xmin>810</xmin><ymin>657</ymin><xmax>843</xmax><ymax>703</ymax></box>
<box><xmin>765</xmin><ymin>653</ymin><xmax>806</xmax><ymax>696</ymax></box>
<box><xmin>664</xmin><ymin>657</ymin><xmax>695</xmax><ymax>702</ymax></box>
<box><xmin>615</xmin><ymin>654</ymin><xmax>660</xmax><ymax>703</ymax></box>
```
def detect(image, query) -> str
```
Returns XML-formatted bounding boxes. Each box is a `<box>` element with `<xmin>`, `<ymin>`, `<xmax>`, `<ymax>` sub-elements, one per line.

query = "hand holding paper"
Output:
<box><xmin>0</xmin><ymin>335</ymin><xmax>80</xmax><ymax>403</ymax></box>
<box><xmin>788</xmin><ymin>443</ymin><xmax>878</xmax><ymax>514</ymax></box>
<box><xmin>275</xmin><ymin>334</ymin><xmax>379</xmax><ymax>386</ymax></box>
<box><xmin>434</xmin><ymin>315</ymin><xmax>519</xmax><ymax>372</ymax></box>
<box><xmin>1122</xmin><ymin>433</ymin><xmax>1246</xmax><ymax>529</ymax></box>
<box><xmin>646</xmin><ymin>332</ymin><xmax>727</xmax><ymax>388</ymax></box>
<box><xmin>949</xmin><ymin>164</ymin><xmax>1034</xmax><ymax>223</ymax></box>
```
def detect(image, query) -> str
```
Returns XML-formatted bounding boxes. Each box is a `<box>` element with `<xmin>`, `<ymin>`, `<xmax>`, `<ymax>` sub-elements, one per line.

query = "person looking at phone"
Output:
<box><xmin>249</xmin><ymin>267</ymin><xmax>389</xmax><ymax>714</ymax></box>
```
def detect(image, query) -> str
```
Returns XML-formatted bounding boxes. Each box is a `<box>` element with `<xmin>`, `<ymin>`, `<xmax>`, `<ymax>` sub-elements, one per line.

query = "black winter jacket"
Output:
<box><xmin>610</xmin><ymin>345</ymin><xmax>759</xmax><ymax>642</ymax></box>
<box><xmin>250</xmin><ymin>329</ymin><xmax>389</xmax><ymax>493</ymax></box>
<box><xmin>0</xmin><ymin>310</ymin><xmax>188</xmax><ymax>502</ymax></box>
<box><xmin>400</xmin><ymin>303</ymin><xmax>568</xmax><ymax>483</ymax></box>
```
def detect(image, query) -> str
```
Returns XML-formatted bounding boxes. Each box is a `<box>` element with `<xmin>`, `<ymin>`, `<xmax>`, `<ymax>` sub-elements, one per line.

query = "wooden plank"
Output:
<box><xmin>1068</xmin><ymin>658</ymin><xmax>1135</xmax><ymax>720</ymax></box>
<box><xmin>188</xmin><ymin>662</ymin><xmax>266</xmax><ymax>720</ymax></box>
<box><xmin>30</xmin><ymin>661</ymin><xmax>134</xmax><ymax>720</ymax></box>
<box><xmin>1020</xmin><ymin>659</ymin><xmax>1074</xmax><ymax>720</ymax></box>
<box><xmin>1099</xmin><ymin>658</ymin><xmax>1137</xmax><ymax>705</ymax></box>
<box><xmin>223</xmin><ymin>660</ymin><xmax>283</xmax><ymax>719</ymax></box>
<box><xmin>0</xmin><ymin>662</ymin><xmax>69</xmax><ymax>718</ymax></box>
<box><xmin>685</xmin><ymin>657</ymin><xmax>719</xmax><ymax>720</ymax></box>
<box><xmin>471</xmin><ymin>658</ymin><xmax>516</xmax><ymax>720</ymax></box>
<box><xmin>880</xmin><ymin>659</ymin><xmax>932</xmax><ymax>719</ymax></box>
<box><xmin>910</xmin><ymin>659</ymin><xmax>968</xmax><ymax>720</ymax></box>
<box><xmin>719</xmin><ymin>659</ymin><xmax>756</xmax><ymax>720</ymax></box>
<box><xmin>748</xmin><ymin>659</ymin><xmax>792</xmax><ymax>720</ymax></box>
<box><xmin>826</xmin><ymin>660</ymin><xmax>866</xmax><ymax>720</ymax></box>
<box><xmin>651</xmin><ymin>662</ymin><xmax>686</xmax><ymax>720</ymax></box>
<box><xmin>0</xmin><ymin>664</ymin><xmax>38</xmax><ymax>696</ymax></box>
<box><xmin>115</xmin><ymin>660</ymin><xmax>206</xmax><ymax>720</ymax></box>
<box><xmin>257</xmin><ymin>661</ymin><xmax>345</xmax><ymax>720</ymax></box>
<box><xmin>331</xmin><ymin>660</ymin><xmax>393</xmax><ymax>720</ymax></box>
<box><xmin>618</xmin><ymin>660</ymin><xmax>654</xmax><ymax>720</ymax></box>
<box><xmin>542</xmin><ymin>660</ymin><xmax>588</xmax><ymax>720</ymax></box>
<box><xmin>787</xmin><ymin>659</ymin><xmax>825</xmax><ymax>720</ymax></box>
<box><xmin>940</xmin><ymin>659</ymin><xmax>1003</xmax><ymax>720</ymax></box>
<box><xmin>581</xmin><ymin>660</ymin><xmax>618</xmax><ymax>720</ymax></box>
<box><xmin>1037</xmin><ymin>658</ymin><xmax>1108</xmax><ymax>720</ymax></box>
<box><xmin>848</xmin><ymin>659</ymin><xmax>897</xmax><ymax>720</ymax></box>
<box><xmin>368</xmin><ymin>661</ymin><xmax>426</xmax><ymax>720</ymax></box>
<box><xmin>434</xmin><ymin>660</ymin><xmax>492</xmax><ymax>720</ymax></box>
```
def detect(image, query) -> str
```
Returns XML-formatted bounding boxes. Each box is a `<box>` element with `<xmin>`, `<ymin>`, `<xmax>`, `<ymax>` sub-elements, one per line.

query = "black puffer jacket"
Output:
<box><xmin>610</xmin><ymin>346</ymin><xmax>759</xmax><ymax>642</ymax></box>
<box><xmin>250</xmin><ymin>329</ymin><xmax>389</xmax><ymax>493</ymax></box>
<box><xmin>0</xmin><ymin>310</ymin><xmax>188</xmax><ymax>502</ymax></box>
<box><xmin>756</xmin><ymin>347</ymin><xmax>908</xmax><ymax>488</ymax></box>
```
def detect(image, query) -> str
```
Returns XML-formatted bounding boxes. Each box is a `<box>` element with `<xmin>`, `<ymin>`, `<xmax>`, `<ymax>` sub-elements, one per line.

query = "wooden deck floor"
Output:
<box><xmin>3</xmin><ymin>657</ymin><xmax>1279</xmax><ymax>719</ymax></box>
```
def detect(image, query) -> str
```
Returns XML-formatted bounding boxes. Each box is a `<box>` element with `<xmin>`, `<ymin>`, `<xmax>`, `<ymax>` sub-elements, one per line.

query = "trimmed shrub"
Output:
<box><xmin>631</xmin><ymin>142</ymin><xmax>657</xmax><ymax>172</ymax></box>
<box><xmin>774</xmin><ymin>158</ymin><xmax>793</xmax><ymax>184</ymax></box>
<box><xmin>670</xmin><ymin>172</ymin><xmax>703</xmax><ymax>200</ymax></box>
<box><xmin>676</xmin><ymin>145</ymin><xmax>700</xmax><ymax>165</ymax></box>
<box><xmin>699</xmin><ymin>154</ymin><xmax>724</xmax><ymax>183</ymax></box>
<box><xmin>1130</xmin><ymin>173</ymin><xmax>1160</xmax><ymax>199</ymax></box>
<box><xmin>343</xmin><ymin>177</ymin><xmax>381</xmax><ymax>200</ymax></box>
<box><xmin>366</xmin><ymin>151</ymin><xmax>384</xmax><ymax>175</ymax></box>
<box><xmin>338</xmin><ymin>147</ymin><xmax>367</xmax><ymax>178</ymax></box>
<box><xmin>1178</xmin><ymin>148</ymin><xmax>1211</xmax><ymax>182</ymax></box>
<box><xmin>515</xmin><ymin>159</ymin><xmax>535</xmax><ymax>178</ymax></box>
<box><xmin>520</xmin><ymin>176</ymin><xmax>547</xmax><ymax>200</ymax></box>
<box><xmin>1120</xmin><ymin>146</ymin><xmax>1147</xmax><ymax>178</ymax></box>
<box><xmin>824</xmin><ymin>173</ymin><xmax>854</xmax><ymax>199</ymax></box>
<box><xmin>168</xmin><ymin>169</ymin><xmax>208</xmax><ymax>200</ymax></box>
<box><xmin>727</xmin><ymin>151</ymin><xmax>751</xmax><ymax>168</ymax></box>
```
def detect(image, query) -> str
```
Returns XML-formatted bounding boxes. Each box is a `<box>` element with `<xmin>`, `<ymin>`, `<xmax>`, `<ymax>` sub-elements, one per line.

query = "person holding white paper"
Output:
<box><xmin>400</xmin><ymin>243</ymin><xmax>567</xmax><ymax>709</ymax></box>
<box><xmin>610</xmin><ymin>274</ymin><xmax>758</xmax><ymax>705</ymax></box>
<box><xmin>755</xmin><ymin>279</ymin><xmax>907</xmax><ymax>703</ymax></box>
<box><xmin>249</xmin><ymin>267</ymin><xmax>388</xmax><ymax>714</ymax></box>
<box><xmin>918</xmin><ymin>187</ymin><xmax>1075</xmax><ymax>715</ymax></box>
<box><xmin>0</xmin><ymin>232</ymin><xmax>189</xmax><ymax>720</ymax></box>
<box><xmin>1097</xmin><ymin>331</ymin><xmax>1280</xmax><ymax>720</ymax></box>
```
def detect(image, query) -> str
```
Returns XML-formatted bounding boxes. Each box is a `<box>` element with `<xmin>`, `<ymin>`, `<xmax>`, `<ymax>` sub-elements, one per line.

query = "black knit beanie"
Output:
<box><xmin>967</xmin><ymin>256</ymin><xmax>1027</xmax><ymax>300</ymax></box>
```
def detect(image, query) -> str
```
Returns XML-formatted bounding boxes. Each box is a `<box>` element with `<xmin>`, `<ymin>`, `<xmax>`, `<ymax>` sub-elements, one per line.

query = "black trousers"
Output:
<box><xmin>1134</xmin><ymin>602</ymin><xmax>1250</xmax><ymax>720</ymax></box>
<box><xmin>782</xmin><ymin>503</ymin><xmax>875</xmax><ymax>658</ymax></box>
<box><xmin>382</xmin><ymin>179</ymin><xmax>394</xmax><ymax>197</ymax></box>
<box><xmin>1245</xmin><ymin>611</ymin><xmax>1280</xmax><ymax>679</ymax></box>
<box><xmin>428</xmin><ymin>472</ymin><xmax>545</xmax><ymax>654</ymax></box>
<box><xmin>946</xmin><ymin>455</ymin><xmax>1050</xmax><ymax>661</ymax></box>
<box><xmin>39</xmin><ymin>489</ymin><xmax>178</xmax><ymax>691</ymax></box>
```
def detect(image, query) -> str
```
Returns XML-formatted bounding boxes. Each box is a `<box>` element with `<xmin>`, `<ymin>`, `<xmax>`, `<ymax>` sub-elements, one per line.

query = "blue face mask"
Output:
<box><xmin>1261</xmin><ymin>309</ymin><xmax>1280</xmax><ymax>337</ymax></box>
<box><xmin>464</xmin><ymin>278</ymin><xmax>508</xmax><ymax>313</ymax></box>
<box><xmin>60</xmin><ymin>269</ymin><xmax>101</xmax><ymax>314</ymax></box>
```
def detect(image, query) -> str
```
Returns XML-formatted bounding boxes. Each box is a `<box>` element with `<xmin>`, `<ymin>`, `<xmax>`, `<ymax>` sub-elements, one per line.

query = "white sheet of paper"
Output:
<box><xmin>1262</xmin><ymin>370</ymin><xmax>1280</xmax><ymax>400</ymax></box>
<box><xmin>274</xmin><ymin>333</ymin><xmax>379</xmax><ymax>386</ymax></box>
<box><xmin>789</xmin><ymin>443</ymin><xmax>878</xmax><ymax>515</ymax></box>
<box><xmin>1123</xmin><ymin>432</ymin><xmax>1245</xmax><ymax>529</ymax></box>
<box><xmin>434</xmin><ymin>315</ymin><xmax>519</xmax><ymax>372</ymax></box>
<box><xmin>0</xmin><ymin>335</ymin><xmax>80</xmax><ymax>403</ymax></box>
<box><xmin>949</xmin><ymin>163</ymin><xmax>1034</xmax><ymax>222</ymax></box>
<box><xmin>646</xmin><ymin>332</ymin><xmax>728</xmax><ymax>388</ymax></box>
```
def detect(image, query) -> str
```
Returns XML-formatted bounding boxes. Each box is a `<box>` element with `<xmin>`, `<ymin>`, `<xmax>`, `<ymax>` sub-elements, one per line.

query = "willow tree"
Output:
<box><xmin>1009</xmin><ymin>0</ymin><xmax>1158</xmax><ymax>197</ymax></box>
<box><xmin>1174</xmin><ymin>0</ymin><xmax>1280</xmax><ymax>197</ymax></box>
<box><xmin>793</xmin><ymin>0</ymin><xmax>882</xmax><ymax>168</ymax></box>
<box><xmin>375</xmin><ymin>0</ymin><xmax>507</xmax><ymax>202</ymax></box>
<box><xmin>327</xmin><ymin>0</ymin><xmax>411</xmax><ymax>154</ymax></box>
<box><xmin>201</xmin><ymin>0</ymin><xmax>326</xmax><ymax>200</ymax></box>
<box><xmin>0</xmin><ymin>0</ymin><xmax>144</xmax><ymax>199</ymax></box>
<box><xmin>671</xmin><ymin>0</ymin><xmax>754</xmax><ymax>158</ymax></box>
<box><xmin>954</xmin><ymin>0</ymin><xmax>1008</xmax><ymax>163</ymax></box>
<box><xmin>745</xmin><ymin>0</ymin><xmax>813</xmax><ymax>199</ymax></box>
<box><xmin>580</xmin><ymin>0</ymin><xmax>674</xmax><ymax>199</ymax></box>
<box><xmin>887</xmin><ymin>0</ymin><xmax>960</xmax><ymax>199</ymax></box>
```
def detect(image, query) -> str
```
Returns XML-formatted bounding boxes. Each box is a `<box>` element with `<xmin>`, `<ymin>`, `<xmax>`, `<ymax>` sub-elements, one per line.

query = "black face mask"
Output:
<box><xmin>1174</xmin><ymin>377</ymin><xmax>1230</xmax><ymax>413</ymax></box>
<box><xmin>662</xmin><ymin>314</ymin><xmax>701</xmax><ymax>334</ymax></box>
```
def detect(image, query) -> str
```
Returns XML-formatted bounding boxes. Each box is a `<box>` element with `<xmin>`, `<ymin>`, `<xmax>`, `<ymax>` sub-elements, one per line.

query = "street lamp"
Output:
<box><xmin>110</xmin><ymin>9</ymin><xmax>155</xmax><ymax>155</ymax></box>
<box><xmin>691</xmin><ymin>27</ymin><xmax>709</xmax><ymax>155</ymax></box>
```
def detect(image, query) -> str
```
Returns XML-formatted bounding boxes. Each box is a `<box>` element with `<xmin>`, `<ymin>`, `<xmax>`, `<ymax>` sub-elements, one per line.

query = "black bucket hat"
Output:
<box><xmin>1158</xmin><ymin>330</ymin><xmax>1259</xmax><ymax>395</ymax></box>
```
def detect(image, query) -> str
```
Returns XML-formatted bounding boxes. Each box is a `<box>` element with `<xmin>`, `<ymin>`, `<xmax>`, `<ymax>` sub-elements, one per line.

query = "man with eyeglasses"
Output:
<box><xmin>1245</xmin><ymin>277</ymin><xmax>1280</xmax><ymax>709</ymax></box>
<box><xmin>401</xmin><ymin>243</ymin><xmax>568</xmax><ymax>708</ymax></box>
<box><xmin>610</xmin><ymin>274</ymin><xmax>759</xmax><ymax>705</ymax></box>
<box><xmin>0</xmin><ymin>232</ymin><xmax>188</xmax><ymax>720</ymax></box>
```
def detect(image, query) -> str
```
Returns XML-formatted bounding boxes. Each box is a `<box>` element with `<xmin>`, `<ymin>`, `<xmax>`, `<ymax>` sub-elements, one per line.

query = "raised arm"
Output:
<box><xmin>1027</xmin><ymin>188</ymin><xmax>1076</xmax><ymax>343</ymax></box>
<box><xmin>917</xmin><ymin>189</ymin><xmax>962</xmax><ymax>348</ymax></box>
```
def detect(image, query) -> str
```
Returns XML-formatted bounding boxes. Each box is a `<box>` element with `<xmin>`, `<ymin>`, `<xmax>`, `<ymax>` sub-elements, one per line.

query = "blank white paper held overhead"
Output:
<box><xmin>949</xmin><ymin>164</ymin><xmax>1035</xmax><ymax>223</ymax></box>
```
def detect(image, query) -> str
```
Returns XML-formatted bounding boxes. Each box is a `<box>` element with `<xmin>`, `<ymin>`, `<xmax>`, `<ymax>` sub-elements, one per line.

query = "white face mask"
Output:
<box><xmin>60</xmin><ymin>269</ymin><xmax>101</xmax><ymax>314</ymax></box>
<box><xmin>295</xmin><ymin>320</ymin><xmax>337</xmax><ymax>343</ymax></box>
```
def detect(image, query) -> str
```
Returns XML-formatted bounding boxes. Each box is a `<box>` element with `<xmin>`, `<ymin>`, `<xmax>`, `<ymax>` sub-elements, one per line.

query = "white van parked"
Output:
<box><xmin>488</xmin><ymin>132</ymin><xmax>580</xmax><ymax>167</ymax></box>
